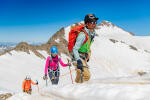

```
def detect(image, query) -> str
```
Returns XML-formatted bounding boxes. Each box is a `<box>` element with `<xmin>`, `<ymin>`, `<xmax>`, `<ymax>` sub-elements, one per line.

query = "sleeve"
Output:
<box><xmin>31</xmin><ymin>80</ymin><xmax>36</xmax><ymax>85</ymax></box>
<box><xmin>44</xmin><ymin>56</ymin><xmax>50</xmax><ymax>75</ymax></box>
<box><xmin>59</xmin><ymin>58</ymin><xmax>67</xmax><ymax>67</ymax></box>
<box><xmin>22</xmin><ymin>80</ymin><xmax>25</xmax><ymax>90</ymax></box>
<box><xmin>73</xmin><ymin>32</ymin><xmax>86</xmax><ymax>60</ymax></box>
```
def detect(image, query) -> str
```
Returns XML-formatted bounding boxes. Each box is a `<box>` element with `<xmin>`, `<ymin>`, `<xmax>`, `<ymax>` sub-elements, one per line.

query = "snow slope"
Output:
<box><xmin>1</xmin><ymin>21</ymin><xmax>150</xmax><ymax>100</ymax></box>
<box><xmin>97</xmin><ymin>22</ymin><xmax>150</xmax><ymax>50</ymax></box>
<box><xmin>0</xmin><ymin>51</ymin><xmax>45</xmax><ymax>93</ymax></box>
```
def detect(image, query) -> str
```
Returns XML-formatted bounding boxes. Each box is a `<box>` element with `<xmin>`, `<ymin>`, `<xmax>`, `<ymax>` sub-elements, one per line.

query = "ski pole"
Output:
<box><xmin>67</xmin><ymin>59</ymin><xmax>74</xmax><ymax>84</ymax></box>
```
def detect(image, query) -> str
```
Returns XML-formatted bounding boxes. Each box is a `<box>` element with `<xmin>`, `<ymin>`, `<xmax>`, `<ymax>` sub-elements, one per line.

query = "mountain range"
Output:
<box><xmin>1</xmin><ymin>21</ymin><xmax>150</xmax><ymax>100</ymax></box>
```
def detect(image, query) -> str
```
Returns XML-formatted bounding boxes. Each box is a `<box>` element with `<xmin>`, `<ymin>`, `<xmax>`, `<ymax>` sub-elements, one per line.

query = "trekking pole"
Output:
<box><xmin>67</xmin><ymin>59</ymin><xmax>74</xmax><ymax>84</ymax></box>
<box><xmin>81</xmin><ymin>69</ymin><xmax>83</xmax><ymax>83</ymax></box>
<box><xmin>37</xmin><ymin>85</ymin><xmax>40</xmax><ymax>93</ymax></box>
<box><xmin>36</xmin><ymin>80</ymin><xmax>40</xmax><ymax>93</ymax></box>
<box><xmin>46</xmin><ymin>79</ymin><xmax>48</xmax><ymax>86</ymax></box>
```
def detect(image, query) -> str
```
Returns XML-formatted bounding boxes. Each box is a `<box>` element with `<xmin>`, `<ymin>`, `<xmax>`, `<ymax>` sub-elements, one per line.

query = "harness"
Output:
<box><xmin>48</xmin><ymin>55</ymin><xmax>60</xmax><ymax>78</ymax></box>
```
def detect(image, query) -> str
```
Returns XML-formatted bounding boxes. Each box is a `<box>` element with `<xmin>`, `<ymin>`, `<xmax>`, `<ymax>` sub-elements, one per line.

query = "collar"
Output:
<box><xmin>84</xmin><ymin>27</ymin><xmax>96</xmax><ymax>37</ymax></box>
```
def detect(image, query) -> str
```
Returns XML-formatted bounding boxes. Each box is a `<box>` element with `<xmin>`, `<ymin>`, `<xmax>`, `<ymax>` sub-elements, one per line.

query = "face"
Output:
<box><xmin>86</xmin><ymin>21</ymin><xmax>97</xmax><ymax>30</ymax></box>
<box><xmin>51</xmin><ymin>53</ymin><xmax>57</xmax><ymax>57</ymax></box>
<box><xmin>26</xmin><ymin>80</ymin><xmax>30</xmax><ymax>82</ymax></box>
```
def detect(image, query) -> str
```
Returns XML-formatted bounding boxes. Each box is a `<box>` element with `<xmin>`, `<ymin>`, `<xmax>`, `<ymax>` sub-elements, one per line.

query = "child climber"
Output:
<box><xmin>22</xmin><ymin>75</ymin><xmax>38</xmax><ymax>94</ymax></box>
<box><xmin>43</xmin><ymin>47</ymin><xmax>71</xmax><ymax>85</ymax></box>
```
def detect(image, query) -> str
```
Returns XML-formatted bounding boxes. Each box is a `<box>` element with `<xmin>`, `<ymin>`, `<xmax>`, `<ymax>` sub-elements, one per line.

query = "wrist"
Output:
<box><xmin>77</xmin><ymin>59</ymin><xmax>81</xmax><ymax>62</ymax></box>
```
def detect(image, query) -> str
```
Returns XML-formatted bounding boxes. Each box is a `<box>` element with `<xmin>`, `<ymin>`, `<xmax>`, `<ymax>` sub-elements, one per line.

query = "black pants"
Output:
<box><xmin>48</xmin><ymin>69</ymin><xmax>60</xmax><ymax>85</ymax></box>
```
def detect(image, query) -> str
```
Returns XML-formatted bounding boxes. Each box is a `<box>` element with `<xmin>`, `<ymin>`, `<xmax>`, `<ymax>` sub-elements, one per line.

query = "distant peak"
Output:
<box><xmin>14</xmin><ymin>42</ymin><xmax>31</xmax><ymax>54</ymax></box>
<box><xmin>16</xmin><ymin>42</ymin><xmax>29</xmax><ymax>46</ymax></box>
<box><xmin>70</xmin><ymin>21</ymin><xmax>84</xmax><ymax>28</ymax></box>
<box><xmin>98</xmin><ymin>20</ymin><xmax>115</xmax><ymax>27</ymax></box>
<box><xmin>98</xmin><ymin>20</ymin><xmax>135</xmax><ymax>36</ymax></box>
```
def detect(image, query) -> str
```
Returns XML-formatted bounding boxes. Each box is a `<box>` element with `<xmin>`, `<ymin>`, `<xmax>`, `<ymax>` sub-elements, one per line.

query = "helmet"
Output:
<box><xmin>51</xmin><ymin>47</ymin><xmax>58</xmax><ymax>54</ymax></box>
<box><xmin>84</xmin><ymin>14</ymin><xmax>99</xmax><ymax>24</ymax></box>
<box><xmin>25</xmin><ymin>75</ymin><xmax>31</xmax><ymax>80</ymax></box>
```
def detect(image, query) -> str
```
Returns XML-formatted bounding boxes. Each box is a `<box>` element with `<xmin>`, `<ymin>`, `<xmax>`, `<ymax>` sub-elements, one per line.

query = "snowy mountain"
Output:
<box><xmin>0</xmin><ymin>42</ymin><xmax>17</xmax><ymax>53</ymax></box>
<box><xmin>97</xmin><ymin>21</ymin><xmax>150</xmax><ymax>51</ymax></box>
<box><xmin>1</xmin><ymin>21</ymin><xmax>150</xmax><ymax>100</ymax></box>
<box><xmin>0</xmin><ymin>42</ymin><xmax>45</xmax><ymax>54</ymax></box>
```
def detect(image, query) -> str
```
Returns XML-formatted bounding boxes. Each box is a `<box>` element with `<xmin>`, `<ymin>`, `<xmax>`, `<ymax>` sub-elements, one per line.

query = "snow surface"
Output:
<box><xmin>55</xmin><ymin>39</ymin><xmax>60</xmax><ymax>43</ymax></box>
<box><xmin>1</xmin><ymin>21</ymin><xmax>150</xmax><ymax>100</ymax></box>
<box><xmin>96</xmin><ymin>25</ymin><xmax>150</xmax><ymax>50</ymax></box>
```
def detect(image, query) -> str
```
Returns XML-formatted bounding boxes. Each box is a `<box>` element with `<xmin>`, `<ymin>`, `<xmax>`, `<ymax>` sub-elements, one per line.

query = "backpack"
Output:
<box><xmin>68</xmin><ymin>25</ymin><xmax>89</xmax><ymax>52</ymax></box>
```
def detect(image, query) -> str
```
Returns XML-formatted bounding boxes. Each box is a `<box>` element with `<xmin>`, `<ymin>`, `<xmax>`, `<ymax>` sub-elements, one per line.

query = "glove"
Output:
<box><xmin>85</xmin><ymin>53</ymin><xmax>89</xmax><ymax>62</ymax></box>
<box><xmin>77</xmin><ymin>59</ymin><xmax>83</xmax><ymax>71</ymax></box>
<box><xmin>67</xmin><ymin>63</ymin><xmax>71</xmax><ymax>66</ymax></box>
<box><xmin>23</xmin><ymin>90</ymin><xmax>25</xmax><ymax>92</ymax></box>
<box><xmin>36</xmin><ymin>80</ymin><xmax>38</xmax><ymax>85</ymax></box>
<box><xmin>43</xmin><ymin>75</ymin><xmax>48</xmax><ymax>80</ymax></box>
<box><xmin>87</xmin><ymin>58</ymin><xmax>89</xmax><ymax>62</ymax></box>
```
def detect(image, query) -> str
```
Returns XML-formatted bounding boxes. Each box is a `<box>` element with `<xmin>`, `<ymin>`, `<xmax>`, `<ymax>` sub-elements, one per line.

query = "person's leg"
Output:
<box><xmin>48</xmin><ymin>71</ymin><xmax>55</xmax><ymax>84</ymax></box>
<box><xmin>53</xmin><ymin>71</ymin><xmax>60</xmax><ymax>85</ymax></box>
<box><xmin>81</xmin><ymin>59</ymin><xmax>91</xmax><ymax>82</ymax></box>
<box><xmin>75</xmin><ymin>69</ymin><xmax>81</xmax><ymax>83</ymax></box>
<box><xmin>25</xmin><ymin>89</ymin><xmax>28</xmax><ymax>94</ymax></box>
<box><xmin>53</xmin><ymin>77</ymin><xmax>59</xmax><ymax>85</ymax></box>
<box><xmin>28</xmin><ymin>89</ymin><xmax>32</xmax><ymax>95</ymax></box>
<box><xmin>83</xmin><ymin>67</ymin><xmax>91</xmax><ymax>81</ymax></box>
<box><xmin>25</xmin><ymin>89</ymin><xmax>31</xmax><ymax>94</ymax></box>
<box><xmin>73</xmin><ymin>57</ymin><xmax>91</xmax><ymax>83</ymax></box>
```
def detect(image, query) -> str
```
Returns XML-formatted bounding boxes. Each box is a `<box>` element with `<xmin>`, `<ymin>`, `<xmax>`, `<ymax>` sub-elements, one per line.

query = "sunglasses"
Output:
<box><xmin>90</xmin><ymin>21</ymin><xmax>97</xmax><ymax>24</ymax></box>
<box><xmin>52</xmin><ymin>53</ymin><xmax>57</xmax><ymax>56</ymax></box>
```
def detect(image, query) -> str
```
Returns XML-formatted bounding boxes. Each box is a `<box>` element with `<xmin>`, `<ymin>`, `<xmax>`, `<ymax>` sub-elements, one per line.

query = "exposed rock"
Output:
<box><xmin>0</xmin><ymin>93</ymin><xmax>12</xmax><ymax>100</ymax></box>
<box><xmin>0</xmin><ymin>27</ymin><xmax>70</xmax><ymax>59</ymax></box>
<box><xmin>0</xmin><ymin>21</ymin><xmax>135</xmax><ymax>58</ymax></box>
<box><xmin>13</xmin><ymin>42</ymin><xmax>31</xmax><ymax>54</ymax></box>
<box><xmin>109</xmin><ymin>39</ymin><xmax>118</xmax><ymax>43</ymax></box>
<box><xmin>98</xmin><ymin>21</ymin><xmax>134</xmax><ymax>36</ymax></box>
<box><xmin>138</xmin><ymin>71</ymin><xmax>147</xmax><ymax>76</ymax></box>
<box><xmin>129</xmin><ymin>32</ymin><xmax>135</xmax><ymax>36</ymax></box>
<box><xmin>98</xmin><ymin>20</ymin><xmax>115</xmax><ymax>27</ymax></box>
<box><xmin>71</xmin><ymin>22</ymin><xmax>84</xmax><ymax>29</ymax></box>
<box><xmin>0</xmin><ymin>50</ymin><xmax>12</xmax><ymax>56</ymax></box>
<box><xmin>35</xmin><ymin>27</ymin><xmax>70</xmax><ymax>57</ymax></box>
<box><xmin>121</xmin><ymin>41</ymin><xmax>125</xmax><ymax>44</ymax></box>
<box><xmin>13</xmin><ymin>42</ymin><xmax>45</xmax><ymax>59</ymax></box>
<box><xmin>129</xmin><ymin>45</ymin><xmax>138</xmax><ymax>51</ymax></box>
<box><xmin>47</xmin><ymin>27</ymin><xmax>70</xmax><ymax>56</ymax></box>
<box><xmin>144</xmin><ymin>50</ymin><xmax>150</xmax><ymax>53</ymax></box>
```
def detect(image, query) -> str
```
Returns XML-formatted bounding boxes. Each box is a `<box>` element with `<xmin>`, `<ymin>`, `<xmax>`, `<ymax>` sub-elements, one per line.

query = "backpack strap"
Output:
<box><xmin>48</xmin><ymin>55</ymin><xmax>60</xmax><ymax>70</ymax></box>
<box><xmin>81</xmin><ymin>29</ymin><xmax>91</xmax><ymax>51</ymax></box>
<box><xmin>48</xmin><ymin>55</ymin><xmax>52</xmax><ymax>69</ymax></box>
<box><xmin>81</xmin><ymin>28</ymin><xmax>92</xmax><ymax>61</ymax></box>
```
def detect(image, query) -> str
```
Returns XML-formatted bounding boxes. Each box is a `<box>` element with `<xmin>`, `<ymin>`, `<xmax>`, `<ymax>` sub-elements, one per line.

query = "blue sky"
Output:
<box><xmin>0</xmin><ymin>0</ymin><xmax>150</xmax><ymax>43</ymax></box>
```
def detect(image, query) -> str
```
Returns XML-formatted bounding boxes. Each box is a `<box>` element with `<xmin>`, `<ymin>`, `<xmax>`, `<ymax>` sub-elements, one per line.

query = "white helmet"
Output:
<box><xmin>25</xmin><ymin>75</ymin><xmax>31</xmax><ymax>80</ymax></box>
